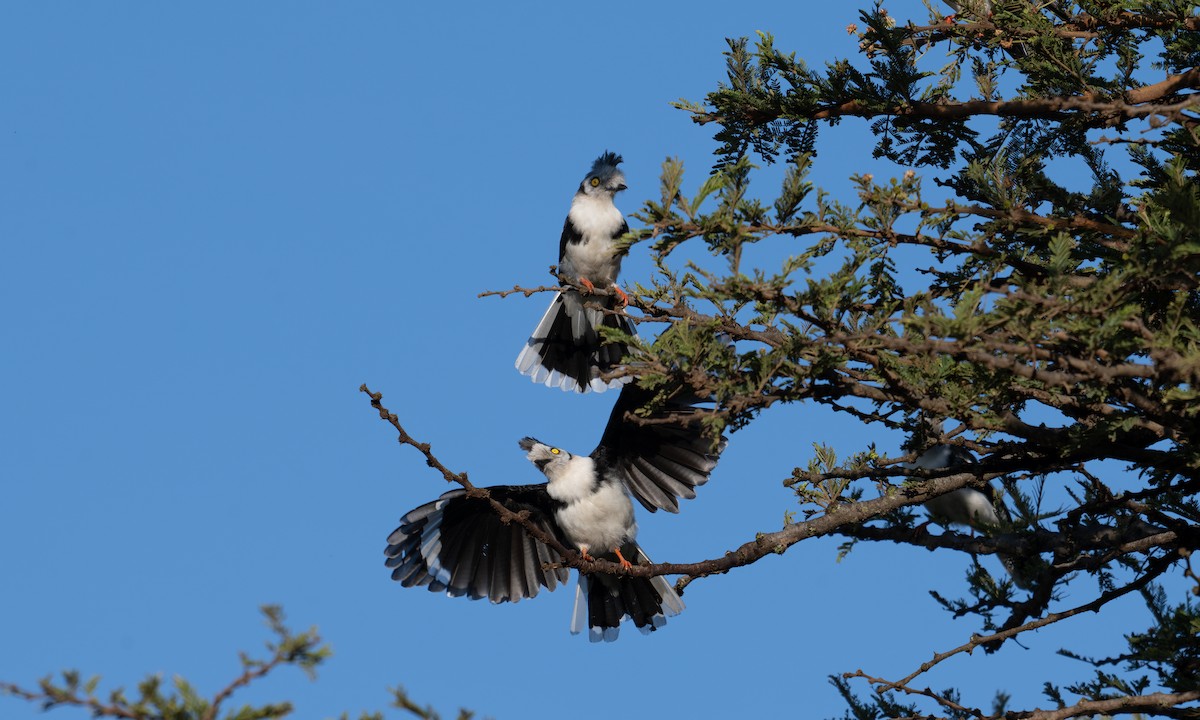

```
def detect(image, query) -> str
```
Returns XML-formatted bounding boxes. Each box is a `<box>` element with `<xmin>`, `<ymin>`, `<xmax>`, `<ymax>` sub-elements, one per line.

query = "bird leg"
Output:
<box><xmin>611</xmin><ymin>284</ymin><xmax>629</xmax><ymax>307</ymax></box>
<box><xmin>578</xmin><ymin>277</ymin><xmax>597</xmax><ymax>294</ymax></box>
<box><xmin>613</xmin><ymin>547</ymin><xmax>633</xmax><ymax>570</ymax></box>
<box><xmin>578</xmin><ymin>546</ymin><xmax>594</xmax><ymax>562</ymax></box>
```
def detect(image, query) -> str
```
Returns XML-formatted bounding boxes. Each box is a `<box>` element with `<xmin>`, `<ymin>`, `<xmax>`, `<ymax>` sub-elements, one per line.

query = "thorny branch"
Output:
<box><xmin>362</xmin><ymin>381</ymin><xmax>1189</xmax><ymax>651</ymax></box>
<box><xmin>201</xmin><ymin>646</ymin><xmax>293</xmax><ymax>720</ymax></box>
<box><xmin>845</xmin><ymin>551</ymin><xmax>1180</xmax><ymax>698</ymax></box>
<box><xmin>477</xmin><ymin>283</ymin><xmax>562</xmax><ymax>299</ymax></box>
<box><xmin>361</xmin><ymin>384</ymin><xmax>574</xmax><ymax>561</ymax></box>
<box><xmin>694</xmin><ymin>89</ymin><xmax>1200</xmax><ymax>129</ymax></box>
<box><xmin>361</xmin><ymin>385</ymin><xmax>1046</xmax><ymax>584</ymax></box>
<box><xmin>480</xmin><ymin>270</ymin><xmax>1196</xmax><ymax>481</ymax></box>
<box><xmin>477</xmin><ymin>272</ymin><xmax>631</xmax><ymax>301</ymax></box>
<box><xmin>389</xmin><ymin>10</ymin><xmax>1199</xmax><ymax>719</ymax></box>
<box><xmin>0</xmin><ymin>682</ymin><xmax>140</xmax><ymax>720</ymax></box>
<box><xmin>371</xmin><ymin>371</ymin><xmax>1089</xmax><ymax>718</ymax></box>
<box><xmin>0</xmin><ymin>605</ymin><xmax>323</xmax><ymax>720</ymax></box>
<box><xmin>1019</xmin><ymin>692</ymin><xmax>1200</xmax><ymax>720</ymax></box>
<box><xmin>901</xmin><ymin>13</ymin><xmax>1200</xmax><ymax>47</ymax></box>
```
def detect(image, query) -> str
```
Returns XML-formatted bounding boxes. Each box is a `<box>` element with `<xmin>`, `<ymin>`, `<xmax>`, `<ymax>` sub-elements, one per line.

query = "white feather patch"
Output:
<box><xmin>925</xmin><ymin>487</ymin><xmax>1001</xmax><ymax>528</ymax></box>
<box><xmin>564</xmin><ymin>194</ymin><xmax>625</xmax><ymax>283</ymax></box>
<box><xmin>549</xmin><ymin>460</ymin><xmax>636</xmax><ymax>551</ymax></box>
<box><xmin>418</xmin><ymin>511</ymin><xmax>451</xmax><ymax>587</ymax></box>
<box><xmin>570</xmin><ymin>576</ymin><xmax>588</xmax><ymax>635</ymax></box>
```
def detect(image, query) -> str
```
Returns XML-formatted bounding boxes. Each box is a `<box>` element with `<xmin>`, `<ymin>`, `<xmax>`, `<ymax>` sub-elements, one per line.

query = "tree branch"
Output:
<box><xmin>359</xmin><ymin>384</ymin><xmax>576</xmax><ymax>560</ymax></box>
<box><xmin>1021</xmin><ymin>690</ymin><xmax>1200</xmax><ymax>720</ymax></box>
<box><xmin>696</xmin><ymin>94</ymin><xmax>1199</xmax><ymax>128</ymax></box>
<box><xmin>846</xmin><ymin>551</ymin><xmax>1179</xmax><ymax>695</ymax></box>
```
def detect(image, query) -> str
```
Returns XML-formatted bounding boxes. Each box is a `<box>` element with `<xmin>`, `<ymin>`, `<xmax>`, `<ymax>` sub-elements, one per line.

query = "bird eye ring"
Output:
<box><xmin>589</xmin><ymin>177</ymin><xmax>600</xmax><ymax>188</ymax></box>
<box><xmin>550</xmin><ymin>448</ymin><xmax>561</xmax><ymax>454</ymax></box>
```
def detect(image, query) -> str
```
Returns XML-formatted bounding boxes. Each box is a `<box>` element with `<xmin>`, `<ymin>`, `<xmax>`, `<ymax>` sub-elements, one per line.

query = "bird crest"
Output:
<box><xmin>589</xmin><ymin>151</ymin><xmax>624</xmax><ymax>177</ymax></box>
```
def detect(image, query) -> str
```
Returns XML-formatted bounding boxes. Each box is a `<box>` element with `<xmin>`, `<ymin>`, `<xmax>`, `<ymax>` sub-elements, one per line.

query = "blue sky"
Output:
<box><xmin>0</xmin><ymin>3</ymin><xmax>1160</xmax><ymax>719</ymax></box>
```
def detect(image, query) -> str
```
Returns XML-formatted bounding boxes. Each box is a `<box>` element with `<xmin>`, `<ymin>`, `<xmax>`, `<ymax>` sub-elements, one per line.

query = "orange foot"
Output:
<box><xmin>612</xmin><ymin>285</ymin><xmax>629</xmax><ymax>307</ymax></box>
<box><xmin>613</xmin><ymin>547</ymin><xmax>633</xmax><ymax>570</ymax></box>
<box><xmin>578</xmin><ymin>277</ymin><xmax>596</xmax><ymax>293</ymax></box>
<box><xmin>579</xmin><ymin>547</ymin><xmax>594</xmax><ymax>562</ymax></box>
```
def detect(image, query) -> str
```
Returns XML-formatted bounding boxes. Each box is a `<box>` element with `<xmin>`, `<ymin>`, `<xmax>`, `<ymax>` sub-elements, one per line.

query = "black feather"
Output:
<box><xmin>592</xmin><ymin>382</ymin><xmax>727</xmax><ymax>512</ymax></box>
<box><xmin>518</xmin><ymin>290</ymin><xmax>634</xmax><ymax>392</ymax></box>
<box><xmin>558</xmin><ymin>215</ymin><xmax>585</xmax><ymax>261</ymax></box>
<box><xmin>383</xmin><ymin>485</ymin><xmax>569</xmax><ymax>603</ymax></box>
<box><xmin>581</xmin><ymin>544</ymin><xmax>676</xmax><ymax>640</ymax></box>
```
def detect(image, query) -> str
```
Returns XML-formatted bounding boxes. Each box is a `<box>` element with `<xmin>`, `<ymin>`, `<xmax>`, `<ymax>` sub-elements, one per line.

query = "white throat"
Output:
<box><xmin>545</xmin><ymin>455</ymin><xmax>599</xmax><ymax>504</ymax></box>
<box><xmin>569</xmin><ymin>193</ymin><xmax>624</xmax><ymax>241</ymax></box>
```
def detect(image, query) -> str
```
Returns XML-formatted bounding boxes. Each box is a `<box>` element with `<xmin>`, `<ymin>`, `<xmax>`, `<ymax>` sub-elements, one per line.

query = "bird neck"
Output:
<box><xmin>545</xmin><ymin>455</ymin><xmax>599</xmax><ymax>504</ymax></box>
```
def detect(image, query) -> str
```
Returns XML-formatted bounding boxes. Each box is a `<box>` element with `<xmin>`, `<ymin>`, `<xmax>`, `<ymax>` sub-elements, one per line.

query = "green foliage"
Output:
<box><xmin>626</xmin><ymin>2</ymin><xmax>1200</xmax><ymax>718</ymax></box>
<box><xmin>0</xmin><ymin>606</ymin><xmax>472</xmax><ymax>720</ymax></box>
<box><xmin>1060</xmin><ymin>586</ymin><xmax>1200</xmax><ymax>696</ymax></box>
<box><xmin>6</xmin><ymin>3</ymin><xmax>1200</xmax><ymax>720</ymax></box>
<box><xmin>0</xmin><ymin>606</ymin><xmax>328</xmax><ymax>720</ymax></box>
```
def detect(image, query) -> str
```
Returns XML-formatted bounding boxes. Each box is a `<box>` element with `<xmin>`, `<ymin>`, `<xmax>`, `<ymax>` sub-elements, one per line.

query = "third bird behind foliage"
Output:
<box><xmin>911</xmin><ymin>438</ymin><xmax>1032</xmax><ymax>589</ymax></box>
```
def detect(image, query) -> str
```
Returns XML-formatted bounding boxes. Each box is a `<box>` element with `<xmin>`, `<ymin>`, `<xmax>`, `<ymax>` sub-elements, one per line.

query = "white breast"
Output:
<box><xmin>564</xmin><ymin>195</ymin><xmax>625</xmax><ymax>283</ymax></box>
<box><xmin>546</xmin><ymin>457</ymin><xmax>636</xmax><ymax>551</ymax></box>
<box><xmin>925</xmin><ymin>488</ymin><xmax>1000</xmax><ymax>528</ymax></box>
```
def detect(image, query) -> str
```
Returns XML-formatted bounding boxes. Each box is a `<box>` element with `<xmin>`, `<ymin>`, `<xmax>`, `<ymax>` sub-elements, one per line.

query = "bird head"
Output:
<box><xmin>518</xmin><ymin>437</ymin><xmax>573</xmax><ymax>472</ymax></box>
<box><xmin>579</xmin><ymin>151</ymin><xmax>627</xmax><ymax>197</ymax></box>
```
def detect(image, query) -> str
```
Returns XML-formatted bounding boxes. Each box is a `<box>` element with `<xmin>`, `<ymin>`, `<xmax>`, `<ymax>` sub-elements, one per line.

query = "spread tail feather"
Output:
<box><xmin>516</xmin><ymin>290</ymin><xmax>635</xmax><ymax>394</ymax></box>
<box><xmin>569</xmin><ymin>544</ymin><xmax>683</xmax><ymax>642</ymax></box>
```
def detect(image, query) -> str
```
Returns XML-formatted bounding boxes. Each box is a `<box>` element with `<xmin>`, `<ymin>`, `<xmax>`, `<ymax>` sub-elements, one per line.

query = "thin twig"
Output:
<box><xmin>360</xmin><ymin>384</ymin><xmax>576</xmax><ymax>560</ymax></box>
<box><xmin>0</xmin><ymin>682</ymin><xmax>141</xmax><ymax>720</ymax></box>
<box><xmin>849</xmin><ymin>552</ymin><xmax>1179</xmax><ymax>694</ymax></box>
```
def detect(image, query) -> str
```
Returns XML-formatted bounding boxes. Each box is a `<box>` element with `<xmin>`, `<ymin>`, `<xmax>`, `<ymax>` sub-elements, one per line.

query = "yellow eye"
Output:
<box><xmin>550</xmin><ymin>448</ymin><xmax>561</xmax><ymax>455</ymax></box>
<box><xmin>589</xmin><ymin>177</ymin><xmax>600</xmax><ymax>188</ymax></box>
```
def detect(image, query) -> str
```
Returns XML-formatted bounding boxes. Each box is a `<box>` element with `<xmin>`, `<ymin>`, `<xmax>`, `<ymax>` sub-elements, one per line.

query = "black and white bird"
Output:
<box><xmin>914</xmin><ymin>444</ymin><xmax>1007</xmax><ymax>531</ymax></box>
<box><xmin>384</xmin><ymin>383</ymin><xmax>726</xmax><ymax>641</ymax></box>
<box><xmin>516</xmin><ymin>151</ymin><xmax>636</xmax><ymax>393</ymax></box>
<box><xmin>912</xmin><ymin>441</ymin><xmax>1032</xmax><ymax>588</ymax></box>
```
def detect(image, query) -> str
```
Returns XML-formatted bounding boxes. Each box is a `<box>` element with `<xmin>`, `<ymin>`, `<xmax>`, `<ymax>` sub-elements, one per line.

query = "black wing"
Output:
<box><xmin>558</xmin><ymin>215</ymin><xmax>583</xmax><ymax>264</ymax></box>
<box><xmin>591</xmin><ymin>383</ymin><xmax>726</xmax><ymax>513</ymax></box>
<box><xmin>384</xmin><ymin>484</ymin><xmax>570</xmax><ymax>603</ymax></box>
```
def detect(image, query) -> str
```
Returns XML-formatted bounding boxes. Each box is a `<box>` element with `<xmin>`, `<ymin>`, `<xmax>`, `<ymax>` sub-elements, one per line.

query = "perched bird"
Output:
<box><xmin>911</xmin><ymin>441</ymin><xmax>1033</xmax><ymax>588</ymax></box>
<box><xmin>516</xmin><ymin>151</ymin><xmax>636</xmax><ymax>393</ymax></box>
<box><xmin>384</xmin><ymin>383</ymin><xmax>726</xmax><ymax>641</ymax></box>
<box><xmin>914</xmin><ymin>444</ymin><xmax>1006</xmax><ymax>531</ymax></box>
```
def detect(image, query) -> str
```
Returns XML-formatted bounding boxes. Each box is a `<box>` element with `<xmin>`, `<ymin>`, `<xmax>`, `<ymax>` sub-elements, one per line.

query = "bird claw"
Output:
<box><xmin>578</xmin><ymin>277</ymin><xmax>597</xmax><ymax>294</ymax></box>
<box><xmin>612</xmin><ymin>285</ymin><xmax>629</xmax><ymax>307</ymax></box>
<box><xmin>614</xmin><ymin>548</ymin><xmax>633</xmax><ymax>570</ymax></box>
